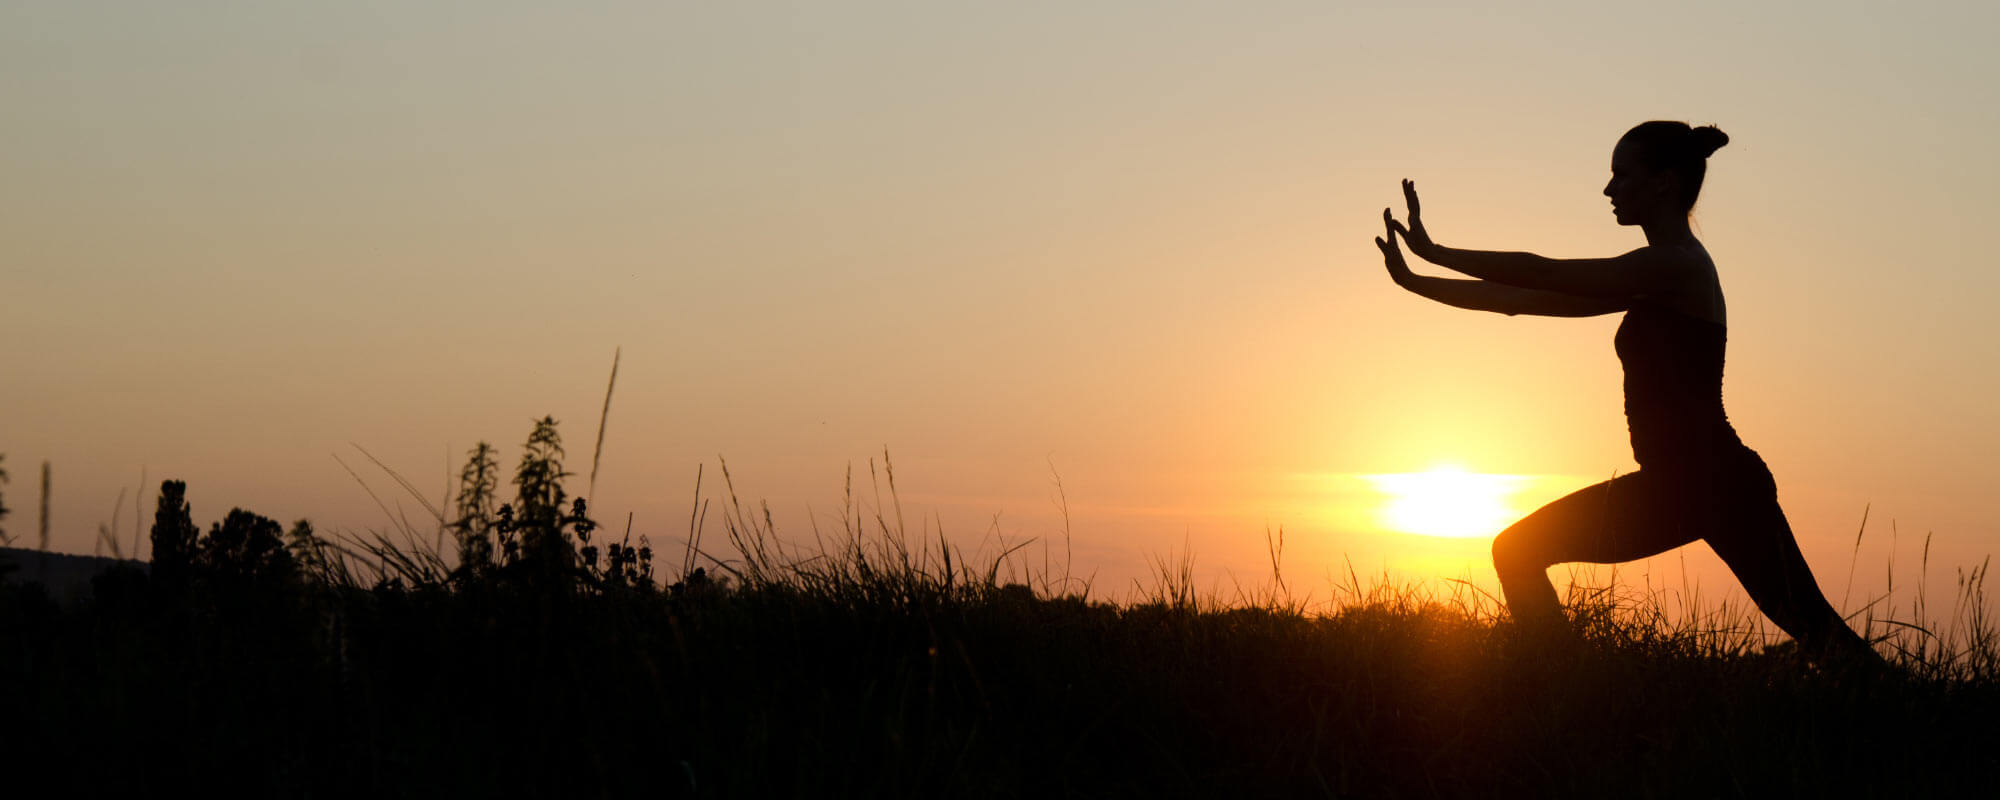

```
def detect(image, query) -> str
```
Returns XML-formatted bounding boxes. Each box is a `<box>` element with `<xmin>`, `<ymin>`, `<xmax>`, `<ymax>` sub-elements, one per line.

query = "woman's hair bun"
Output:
<box><xmin>1689</xmin><ymin>125</ymin><xmax>1729</xmax><ymax>158</ymax></box>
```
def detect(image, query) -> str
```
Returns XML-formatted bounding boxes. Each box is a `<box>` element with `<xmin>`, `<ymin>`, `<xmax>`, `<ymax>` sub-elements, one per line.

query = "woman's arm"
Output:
<box><xmin>1402</xmin><ymin>273</ymin><xmax>1626</xmax><ymax>317</ymax></box>
<box><xmin>1378</xmin><ymin>231</ymin><xmax>1625</xmax><ymax>317</ymax></box>
<box><xmin>1388</xmin><ymin>179</ymin><xmax>1674</xmax><ymax>299</ymax></box>
<box><xmin>1417</xmin><ymin>244</ymin><xmax>1669</xmax><ymax>299</ymax></box>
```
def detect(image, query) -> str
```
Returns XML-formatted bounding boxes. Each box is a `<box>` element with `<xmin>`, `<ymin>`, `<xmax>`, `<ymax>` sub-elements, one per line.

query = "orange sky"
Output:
<box><xmin>4</xmin><ymin>2</ymin><xmax>1995</xmax><ymax>624</ymax></box>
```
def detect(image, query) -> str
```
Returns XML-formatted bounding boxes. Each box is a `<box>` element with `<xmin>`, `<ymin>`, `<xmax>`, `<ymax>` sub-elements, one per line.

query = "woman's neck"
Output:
<box><xmin>1641</xmin><ymin>216</ymin><xmax>1697</xmax><ymax>247</ymax></box>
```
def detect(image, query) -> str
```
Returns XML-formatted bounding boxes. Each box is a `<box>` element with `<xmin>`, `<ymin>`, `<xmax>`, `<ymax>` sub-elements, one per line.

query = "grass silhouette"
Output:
<box><xmin>3</xmin><ymin>411</ymin><xmax>1999</xmax><ymax>796</ymax></box>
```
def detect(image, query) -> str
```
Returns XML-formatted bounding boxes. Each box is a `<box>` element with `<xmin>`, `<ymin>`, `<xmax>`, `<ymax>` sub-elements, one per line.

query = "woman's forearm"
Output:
<box><xmin>1400</xmin><ymin>273</ymin><xmax>1626</xmax><ymax>317</ymax></box>
<box><xmin>1421</xmin><ymin>245</ymin><xmax>1558</xmax><ymax>290</ymax></box>
<box><xmin>1417</xmin><ymin>241</ymin><xmax>1657</xmax><ymax>298</ymax></box>
<box><xmin>1401</xmin><ymin>274</ymin><xmax>1524</xmax><ymax>315</ymax></box>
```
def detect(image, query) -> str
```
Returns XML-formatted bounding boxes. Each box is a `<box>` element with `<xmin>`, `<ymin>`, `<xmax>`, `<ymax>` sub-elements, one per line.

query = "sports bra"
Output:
<box><xmin>1614</xmin><ymin>303</ymin><xmax>1744</xmax><ymax>468</ymax></box>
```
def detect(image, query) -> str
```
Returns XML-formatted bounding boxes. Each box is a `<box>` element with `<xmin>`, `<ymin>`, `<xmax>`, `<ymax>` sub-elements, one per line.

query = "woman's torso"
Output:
<box><xmin>1615</xmin><ymin>242</ymin><xmax>1743</xmax><ymax>470</ymax></box>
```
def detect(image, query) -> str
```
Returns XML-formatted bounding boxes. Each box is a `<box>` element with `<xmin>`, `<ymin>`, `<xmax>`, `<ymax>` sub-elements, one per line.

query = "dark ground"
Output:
<box><xmin>4</xmin><ymin>559</ymin><xmax>1996</xmax><ymax>799</ymax></box>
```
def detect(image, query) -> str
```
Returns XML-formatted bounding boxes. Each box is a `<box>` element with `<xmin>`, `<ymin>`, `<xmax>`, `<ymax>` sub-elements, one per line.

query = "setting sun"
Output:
<box><xmin>1365</xmin><ymin>465</ymin><xmax>1530</xmax><ymax>538</ymax></box>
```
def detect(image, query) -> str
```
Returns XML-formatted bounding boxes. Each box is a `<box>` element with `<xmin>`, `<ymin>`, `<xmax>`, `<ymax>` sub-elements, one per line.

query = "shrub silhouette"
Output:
<box><xmin>150</xmin><ymin>479</ymin><xmax>199</xmax><ymax>588</ymax></box>
<box><xmin>512</xmin><ymin>415</ymin><xmax>573</xmax><ymax>571</ymax></box>
<box><xmin>146</xmin><ymin>479</ymin><xmax>297</xmax><ymax>593</ymax></box>
<box><xmin>450</xmin><ymin>441</ymin><xmax>500</xmax><ymax>576</ymax></box>
<box><xmin>441</xmin><ymin>416</ymin><xmax>644</xmax><ymax>590</ymax></box>
<box><xmin>199</xmin><ymin>508</ymin><xmax>296</xmax><ymax>587</ymax></box>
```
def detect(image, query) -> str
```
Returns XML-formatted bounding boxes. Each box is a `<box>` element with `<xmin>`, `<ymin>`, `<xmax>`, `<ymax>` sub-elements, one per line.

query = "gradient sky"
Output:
<box><xmin>4</xmin><ymin>1</ymin><xmax>1995</xmax><ymax>622</ymax></box>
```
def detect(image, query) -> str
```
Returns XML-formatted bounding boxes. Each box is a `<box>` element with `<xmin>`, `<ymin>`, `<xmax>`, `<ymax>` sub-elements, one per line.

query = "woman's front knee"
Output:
<box><xmin>1491</xmin><ymin>525</ymin><xmax>1545</xmax><ymax>574</ymax></box>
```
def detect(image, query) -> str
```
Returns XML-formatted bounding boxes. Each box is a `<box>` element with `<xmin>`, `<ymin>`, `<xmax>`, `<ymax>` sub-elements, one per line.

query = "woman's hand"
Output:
<box><xmin>1386</xmin><ymin>179</ymin><xmax>1437</xmax><ymax>262</ymax></box>
<box><xmin>1377</xmin><ymin>208</ymin><xmax>1414</xmax><ymax>288</ymax></box>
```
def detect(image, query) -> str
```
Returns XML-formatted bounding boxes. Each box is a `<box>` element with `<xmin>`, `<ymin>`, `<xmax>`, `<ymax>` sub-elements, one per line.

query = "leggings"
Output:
<box><xmin>1490</xmin><ymin>446</ymin><xmax>1872</xmax><ymax>655</ymax></box>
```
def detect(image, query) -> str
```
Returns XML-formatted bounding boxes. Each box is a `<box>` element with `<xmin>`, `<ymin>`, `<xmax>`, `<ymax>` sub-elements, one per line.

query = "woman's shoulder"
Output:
<box><xmin>1632</xmin><ymin>242</ymin><xmax>1724</xmax><ymax>324</ymax></box>
<box><xmin>1635</xmin><ymin>239</ymin><xmax>1713</xmax><ymax>267</ymax></box>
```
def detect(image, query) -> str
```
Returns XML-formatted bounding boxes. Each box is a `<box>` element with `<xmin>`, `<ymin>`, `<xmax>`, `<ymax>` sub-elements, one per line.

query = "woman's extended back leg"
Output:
<box><xmin>1705</xmin><ymin>497</ymin><xmax>1876</xmax><ymax>660</ymax></box>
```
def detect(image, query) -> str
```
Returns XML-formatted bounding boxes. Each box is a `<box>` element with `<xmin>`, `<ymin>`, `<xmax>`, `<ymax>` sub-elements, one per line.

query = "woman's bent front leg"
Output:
<box><xmin>1491</xmin><ymin>470</ymin><xmax>1703</xmax><ymax>628</ymax></box>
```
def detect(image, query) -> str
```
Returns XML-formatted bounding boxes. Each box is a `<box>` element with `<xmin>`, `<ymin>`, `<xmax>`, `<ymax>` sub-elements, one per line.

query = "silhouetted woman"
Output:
<box><xmin>1374</xmin><ymin>121</ymin><xmax>1874</xmax><ymax>660</ymax></box>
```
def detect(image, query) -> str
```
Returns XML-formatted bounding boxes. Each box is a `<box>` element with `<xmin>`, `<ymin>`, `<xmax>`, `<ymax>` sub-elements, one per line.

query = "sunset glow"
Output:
<box><xmin>1</xmin><ymin>1</ymin><xmax>1994</xmax><ymax>609</ymax></box>
<box><xmin>1366</xmin><ymin>465</ymin><xmax>1531</xmax><ymax>539</ymax></box>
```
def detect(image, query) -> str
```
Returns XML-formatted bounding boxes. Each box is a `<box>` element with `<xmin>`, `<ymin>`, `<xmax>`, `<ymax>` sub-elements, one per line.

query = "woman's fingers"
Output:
<box><xmin>1376</xmin><ymin>233</ymin><xmax>1404</xmax><ymax>263</ymax></box>
<box><xmin>1393</xmin><ymin>181</ymin><xmax>1433</xmax><ymax>258</ymax></box>
<box><xmin>1377</xmin><ymin>235</ymin><xmax>1409</xmax><ymax>286</ymax></box>
<box><xmin>1385</xmin><ymin>208</ymin><xmax>1415</xmax><ymax>241</ymax></box>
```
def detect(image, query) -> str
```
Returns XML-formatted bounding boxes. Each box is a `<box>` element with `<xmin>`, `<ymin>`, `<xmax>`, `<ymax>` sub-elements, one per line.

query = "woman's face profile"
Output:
<box><xmin>1603</xmin><ymin>140</ymin><xmax>1672</xmax><ymax>226</ymax></box>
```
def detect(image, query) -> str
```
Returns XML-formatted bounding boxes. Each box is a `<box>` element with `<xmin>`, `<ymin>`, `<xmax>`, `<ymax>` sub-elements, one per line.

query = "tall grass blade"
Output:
<box><xmin>1842</xmin><ymin>503</ymin><xmax>1869</xmax><ymax>613</ymax></box>
<box><xmin>333</xmin><ymin>453</ymin><xmax>413</xmax><ymax>539</ymax></box>
<box><xmin>588</xmin><ymin>346</ymin><xmax>620</xmax><ymax>503</ymax></box>
<box><xmin>350</xmin><ymin>443</ymin><xmax>445</xmax><ymax>527</ymax></box>
<box><xmin>39</xmin><ymin>460</ymin><xmax>51</xmax><ymax>551</ymax></box>
<box><xmin>131</xmin><ymin>466</ymin><xmax>146</xmax><ymax>560</ymax></box>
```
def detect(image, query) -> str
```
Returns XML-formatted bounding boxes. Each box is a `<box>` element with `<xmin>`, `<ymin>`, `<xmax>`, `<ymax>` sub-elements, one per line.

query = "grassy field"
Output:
<box><xmin>4</xmin><ymin>422</ymin><xmax>1998</xmax><ymax>798</ymax></box>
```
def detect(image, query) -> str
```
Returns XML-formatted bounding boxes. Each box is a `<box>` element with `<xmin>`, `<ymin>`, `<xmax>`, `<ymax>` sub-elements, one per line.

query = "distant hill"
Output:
<box><xmin>0</xmin><ymin>547</ymin><xmax>148</xmax><ymax>603</ymax></box>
